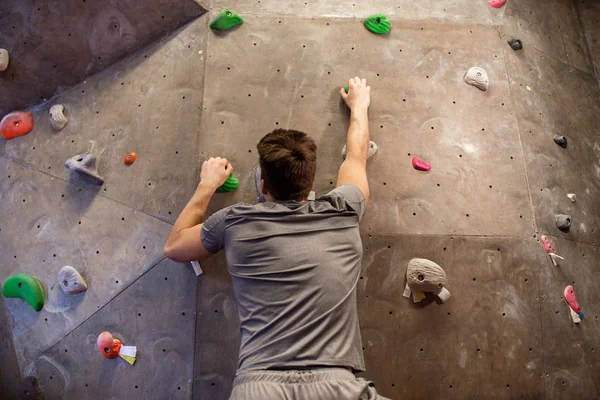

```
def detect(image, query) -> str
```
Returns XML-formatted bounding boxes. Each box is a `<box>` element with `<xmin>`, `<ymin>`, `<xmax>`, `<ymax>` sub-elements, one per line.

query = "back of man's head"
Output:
<box><xmin>257</xmin><ymin>129</ymin><xmax>317</xmax><ymax>201</ymax></box>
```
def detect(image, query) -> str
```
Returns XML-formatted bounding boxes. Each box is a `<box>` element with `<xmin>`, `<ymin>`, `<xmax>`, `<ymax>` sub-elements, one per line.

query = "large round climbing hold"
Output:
<box><xmin>0</xmin><ymin>48</ymin><xmax>9</xmax><ymax>71</ymax></box>
<box><xmin>1</xmin><ymin>111</ymin><xmax>34</xmax><ymax>140</ymax></box>
<box><xmin>217</xmin><ymin>174</ymin><xmax>239</xmax><ymax>192</ymax></box>
<box><xmin>210</xmin><ymin>8</ymin><xmax>244</xmax><ymax>31</ymax></box>
<box><xmin>363</xmin><ymin>14</ymin><xmax>391</xmax><ymax>35</ymax></box>
<box><xmin>406</xmin><ymin>258</ymin><xmax>448</xmax><ymax>292</ymax></box>
<box><xmin>464</xmin><ymin>67</ymin><xmax>489</xmax><ymax>91</ymax></box>
<box><xmin>2</xmin><ymin>273</ymin><xmax>45</xmax><ymax>311</ymax></box>
<box><xmin>556</xmin><ymin>214</ymin><xmax>571</xmax><ymax>232</ymax></box>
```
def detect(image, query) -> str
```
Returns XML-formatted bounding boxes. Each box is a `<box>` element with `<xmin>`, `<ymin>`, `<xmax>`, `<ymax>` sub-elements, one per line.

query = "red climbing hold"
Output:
<box><xmin>412</xmin><ymin>156</ymin><xmax>431</xmax><ymax>171</ymax></box>
<box><xmin>124</xmin><ymin>152</ymin><xmax>136</xmax><ymax>165</ymax></box>
<box><xmin>1</xmin><ymin>111</ymin><xmax>34</xmax><ymax>140</ymax></box>
<box><xmin>97</xmin><ymin>331</ymin><xmax>122</xmax><ymax>359</ymax></box>
<box><xmin>488</xmin><ymin>0</ymin><xmax>506</xmax><ymax>8</ymax></box>
<box><xmin>540</xmin><ymin>235</ymin><xmax>554</xmax><ymax>254</ymax></box>
<box><xmin>563</xmin><ymin>285</ymin><xmax>580</xmax><ymax>314</ymax></box>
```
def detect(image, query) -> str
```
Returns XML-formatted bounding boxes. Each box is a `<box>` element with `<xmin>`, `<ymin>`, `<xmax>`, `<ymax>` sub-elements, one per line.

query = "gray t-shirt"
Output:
<box><xmin>201</xmin><ymin>184</ymin><xmax>366</xmax><ymax>373</ymax></box>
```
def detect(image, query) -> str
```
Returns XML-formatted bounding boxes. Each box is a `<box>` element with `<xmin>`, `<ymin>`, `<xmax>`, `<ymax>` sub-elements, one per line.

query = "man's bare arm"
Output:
<box><xmin>164</xmin><ymin>157</ymin><xmax>233</xmax><ymax>263</ymax></box>
<box><xmin>337</xmin><ymin>77</ymin><xmax>371</xmax><ymax>204</ymax></box>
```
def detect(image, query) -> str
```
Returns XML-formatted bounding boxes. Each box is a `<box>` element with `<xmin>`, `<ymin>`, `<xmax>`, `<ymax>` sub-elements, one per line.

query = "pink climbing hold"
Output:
<box><xmin>563</xmin><ymin>285</ymin><xmax>580</xmax><ymax>314</ymax></box>
<box><xmin>412</xmin><ymin>156</ymin><xmax>431</xmax><ymax>171</ymax></box>
<box><xmin>488</xmin><ymin>0</ymin><xmax>506</xmax><ymax>8</ymax></box>
<box><xmin>540</xmin><ymin>235</ymin><xmax>554</xmax><ymax>254</ymax></box>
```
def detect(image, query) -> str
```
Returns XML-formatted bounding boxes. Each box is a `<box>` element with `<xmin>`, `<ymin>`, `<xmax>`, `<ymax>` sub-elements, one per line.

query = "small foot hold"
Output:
<box><xmin>0</xmin><ymin>48</ymin><xmax>9</xmax><ymax>71</ymax></box>
<box><xmin>488</xmin><ymin>0</ymin><xmax>506</xmax><ymax>8</ymax></box>
<box><xmin>19</xmin><ymin>376</ymin><xmax>43</xmax><ymax>400</ymax></box>
<box><xmin>556</xmin><ymin>214</ymin><xmax>571</xmax><ymax>232</ymax></box>
<box><xmin>217</xmin><ymin>174</ymin><xmax>239</xmax><ymax>192</ymax></box>
<box><xmin>507</xmin><ymin>39</ymin><xmax>523</xmax><ymax>51</ymax></box>
<box><xmin>49</xmin><ymin>104</ymin><xmax>68</xmax><ymax>130</ymax></box>
<box><xmin>343</xmin><ymin>86</ymin><xmax>349</xmax><ymax>94</ymax></box>
<box><xmin>124</xmin><ymin>152</ymin><xmax>136</xmax><ymax>165</ymax></box>
<box><xmin>363</xmin><ymin>14</ymin><xmax>391</xmax><ymax>35</ymax></box>
<box><xmin>342</xmin><ymin>141</ymin><xmax>378</xmax><ymax>159</ymax></box>
<box><xmin>540</xmin><ymin>235</ymin><xmax>554</xmax><ymax>254</ymax></box>
<box><xmin>464</xmin><ymin>67</ymin><xmax>489</xmax><ymax>91</ymax></box>
<box><xmin>2</xmin><ymin>273</ymin><xmax>45</xmax><ymax>311</ymax></box>
<box><xmin>1</xmin><ymin>111</ymin><xmax>34</xmax><ymax>140</ymax></box>
<box><xmin>97</xmin><ymin>331</ymin><xmax>122</xmax><ymax>359</ymax></box>
<box><xmin>567</xmin><ymin>193</ymin><xmax>576</xmax><ymax>203</ymax></box>
<box><xmin>64</xmin><ymin>153</ymin><xmax>104</xmax><ymax>185</ymax></box>
<box><xmin>58</xmin><ymin>266</ymin><xmax>87</xmax><ymax>295</ymax></box>
<box><xmin>564</xmin><ymin>285</ymin><xmax>581</xmax><ymax>314</ymax></box>
<box><xmin>553</xmin><ymin>135</ymin><xmax>567</xmax><ymax>148</ymax></box>
<box><xmin>412</xmin><ymin>156</ymin><xmax>431</xmax><ymax>171</ymax></box>
<box><xmin>210</xmin><ymin>8</ymin><xmax>244</xmax><ymax>31</ymax></box>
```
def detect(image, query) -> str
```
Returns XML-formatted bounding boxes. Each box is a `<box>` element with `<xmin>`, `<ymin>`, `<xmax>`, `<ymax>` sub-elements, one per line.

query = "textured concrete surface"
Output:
<box><xmin>0</xmin><ymin>0</ymin><xmax>205</xmax><ymax>115</ymax></box>
<box><xmin>1</xmin><ymin>0</ymin><xmax>600</xmax><ymax>399</ymax></box>
<box><xmin>577</xmin><ymin>0</ymin><xmax>600</xmax><ymax>84</ymax></box>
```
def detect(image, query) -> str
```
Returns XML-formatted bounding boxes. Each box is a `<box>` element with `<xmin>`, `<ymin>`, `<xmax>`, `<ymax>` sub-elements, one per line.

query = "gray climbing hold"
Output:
<box><xmin>463</xmin><ymin>67</ymin><xmax>489</xmax><ymax>91</ymax></box>
<box><xmin>0</xmin><ymin>49</ymin><xmax>8</xmax><ymax>71</ymax></box>
<box><xmin>553</xmin><ymin>135</ymin><xmax>567</xmax><ymax>148</ymax></box>
<box><xmin>342</xmin><ymin>141</ymin><xmax>378</xmax><ymax>159</ymax></box>
<box><xmin>406</xmin><ymin>258</ymin><xmax>448</xmax><ymax>292</ymax></box>
<box><xmin>49</xmin><ymin>104</ymin><xmax>68</xmax><ymax>130</ymax></box>
<box><xmin>567</xmin><ymin>193</ymin><xmax>576</xmax><ymax>203</ymax></box>
<box><xmin>556</xmin><ymin>214</ymin><xmax>571</xmax><ymax>232</ymax></box>
<box><xmin>57</xmin><ymin>266</ymin><xmax>87</xmax><ymax>295</ymax></box>
<box><xmin>507</xmin><ymin>39</ymin><xmax>523</xmax><ymax>51</ymax></box>
<box><xmin>64</xmin><ymin>153</ymin><xmax>104</xmax><ymax>185</ymax></box>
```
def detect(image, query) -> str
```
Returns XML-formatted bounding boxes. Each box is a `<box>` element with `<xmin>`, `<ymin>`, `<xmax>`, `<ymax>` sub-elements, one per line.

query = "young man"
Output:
<box><xmin>164</xmin><ymin>77</ymin><xmax>389</xmax><ymax>400</ymax></box>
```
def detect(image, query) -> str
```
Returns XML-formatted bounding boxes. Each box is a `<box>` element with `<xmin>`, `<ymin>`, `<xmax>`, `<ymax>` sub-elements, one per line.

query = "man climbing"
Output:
<box><xmin>164</xmin><ymin>77</ymin><xmax>389</xmax><ymax>400</ymax></box>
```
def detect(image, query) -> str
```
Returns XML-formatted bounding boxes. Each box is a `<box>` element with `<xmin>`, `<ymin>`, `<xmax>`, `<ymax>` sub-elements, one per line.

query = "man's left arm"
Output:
<box><xmin>163</xmin><ymin>157</ymin><xmax>233</xmax><ymax>263</ymax></box>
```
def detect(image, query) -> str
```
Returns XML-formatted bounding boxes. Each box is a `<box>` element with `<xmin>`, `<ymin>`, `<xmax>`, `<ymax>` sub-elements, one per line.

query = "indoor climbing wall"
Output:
<box><xmin>1</xmin><ymin>0</ymin><xmax>600</xmax><ymax>399</ymax></box>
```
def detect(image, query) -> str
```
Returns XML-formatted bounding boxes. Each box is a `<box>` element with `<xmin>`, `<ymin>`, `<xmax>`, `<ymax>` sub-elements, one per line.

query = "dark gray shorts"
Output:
<box><xmin>229</xmin><ymin>368</ymin><xmax>392</xmax><ymax>400</ymax></box>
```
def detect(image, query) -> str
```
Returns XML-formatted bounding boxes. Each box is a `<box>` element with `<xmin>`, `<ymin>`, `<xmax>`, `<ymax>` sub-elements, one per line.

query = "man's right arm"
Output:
<box><xmin>337</xmin><ymin>77</ymin><xmax>371</xmax><ymax>204</ymax></box>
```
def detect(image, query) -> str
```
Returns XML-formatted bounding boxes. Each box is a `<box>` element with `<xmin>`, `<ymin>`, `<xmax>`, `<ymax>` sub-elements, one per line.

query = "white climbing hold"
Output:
<box><xmin>49</xmin><ymin>104</ymin><xmax>68</xmax><ymax>130</ymax></box>
<box><xmin>57</xmin><ymin>266</ymin><xmax>88</xmax><ymax>294</ymax></box>
<box><xmin>567</xmin><ymin>193</ymin><xmax>576</xmax><ymax>203</ymax></box>
<box><xmin>464</xmin><ymin>67</ymin><xmax>489</xmax><ymax>91</ymax></box>
<box><xmin>404</xmin><ymin>258</ymin><xmax>450</xmax><ymax>303</ymax></box>
<box><xmin>0</xmin><ymin>49</ymin><xmax>8</xmax><ymax>71</ymax></box>
<box><xmin>342</xmin><ymin>141</ymin><xmax>378</xmax><ymax>159</ymax></box>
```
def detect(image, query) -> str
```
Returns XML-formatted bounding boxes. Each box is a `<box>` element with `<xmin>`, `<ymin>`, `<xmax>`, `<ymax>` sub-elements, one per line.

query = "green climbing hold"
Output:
<box><xmin>344</xmin><ymin>86</ymin><xmax>349</xmax><ymax>94</ymax></box>
<box><xmin>363</xmin><ymin>14</ymin><xmax>391</xmax><ymax>35</ymax></box>
<box><xmin>2</xmin><ymin>273</ymin><xmax>45</xmax><ymax>311</ymax></box>
<box><xmin>210</xmin><ymin>8</ymin><xmax>244</xmax><ymax>31</ymax></box>
<box><xmin>217</xmin><ymin>174</ymin><xmax>239</xmax><ymax>192</ymax></box>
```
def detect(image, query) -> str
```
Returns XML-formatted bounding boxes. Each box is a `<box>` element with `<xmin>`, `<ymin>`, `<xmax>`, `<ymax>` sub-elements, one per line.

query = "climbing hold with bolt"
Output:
<box><xmin>464</xmin><ymin>67</ymin><xmax>489</xmax><ymax>91</ymax></box>
<box><xmin>541</xmin><ymin>235</ymin><xmax>563</xmax><ymax>266</ymax></box>
<box><xmin>97</xmin><ymin>331</ymin><xmax>122</xmax><ymax>359</ymax></box>
<box><xmin>567</xmin><ymin>193</ymin><xmax>576</xmax><ymax>203</ymax></box>
<box><xmin>488</xmin><ymin>0</ymin><xmax>506</xmax><ymax>8</ymax></box>
<box><xmin>507</xmin><ymin>39</ymin><xmax>523</xmax><ymax>51</ymax></box>
<box><xmin>0</xmin><ymin>48</ymin><xmax>9</xmax><ymax>71</ymax></box>
<box><xmin>564</xmin><ymin>285</ymin><xmax>584</xmax><ymax>323</ymax></box>
<box><xmin>1</xmin><ymin>111</ymin><xmax>34</xmax><ymax>140</ymax></box>
<box><xmin>412</xmin><ymin>156</ymin><xmax>431</xmax><ymax>171</ymax></box>
<box><xmin>553</xmin><ymin>135</ymin><xmax>567</xmax><ymax>148</ymax></box>
<box><xmin>217</xmin><ymin>174</ymin><xmax>239</xmax><ymax>192</ymax></box>
<box><xmin>49</xmin><ymin>104</ymin><xmax>68</xmax><ymax>130</ymax></box>
<box><xmin>65</xmin><ymin>153</ymin><xmax>105</xmax><ymax>185</ymax></box>
<box><xmin>363</xmin><ymin>14</ymin><xmax>391</xmax><ymax>35</ymax></box>
<box><xmin>58</xmin><ymin>266</ymin><xmax>87</xmax><ymax>295</ymax></box>
<box><xmin>124</xmin><ymin>152</ymin><xmax>136</xmax><ymax>165</ymax></box>
<box><xmin>556</xmin><ymin>214</ymin><xmax>571</xmax><ymax>232</ymax></box>
<box><xmin>403</xmin><ymin>258</ymin><xmax>450</xmax><ymax>303</ymax></box>
<box><xmin>210</xmin><ymin>8</ymin><xmax>244</xmax><ymax>31</ymax></box>
<box><xmin>342</xmin><ymin>141</ymin><xmax>378</xmax><ymax>159</ymax></box>
<box><xmin>2</xmin><ymin>273</ymin><xmax>45</xmax><ymax>311</ymax></box>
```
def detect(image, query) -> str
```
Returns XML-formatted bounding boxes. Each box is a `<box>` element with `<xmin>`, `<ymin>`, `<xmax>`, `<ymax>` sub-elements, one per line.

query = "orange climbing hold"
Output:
<box><xmin>97</xmin><ymin>331</ymin><xmax>122</xmax><ymax>359</ymax></box>
<box><xmin>1</xmin><ymin>111</ymin><xmax>34</xmax><ymax>140</ymax></box>
<box><xmin>124</xmin><ymin>152</ymin><xmax>137</xmax><ymax>165</ymax></box>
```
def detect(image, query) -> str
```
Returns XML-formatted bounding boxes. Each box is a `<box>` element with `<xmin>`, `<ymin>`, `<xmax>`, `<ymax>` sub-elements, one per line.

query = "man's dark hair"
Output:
<box><xmin>257</xmin><ymin>129</ymin><xmax>317</xmax><ymax>201</ymax></box>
